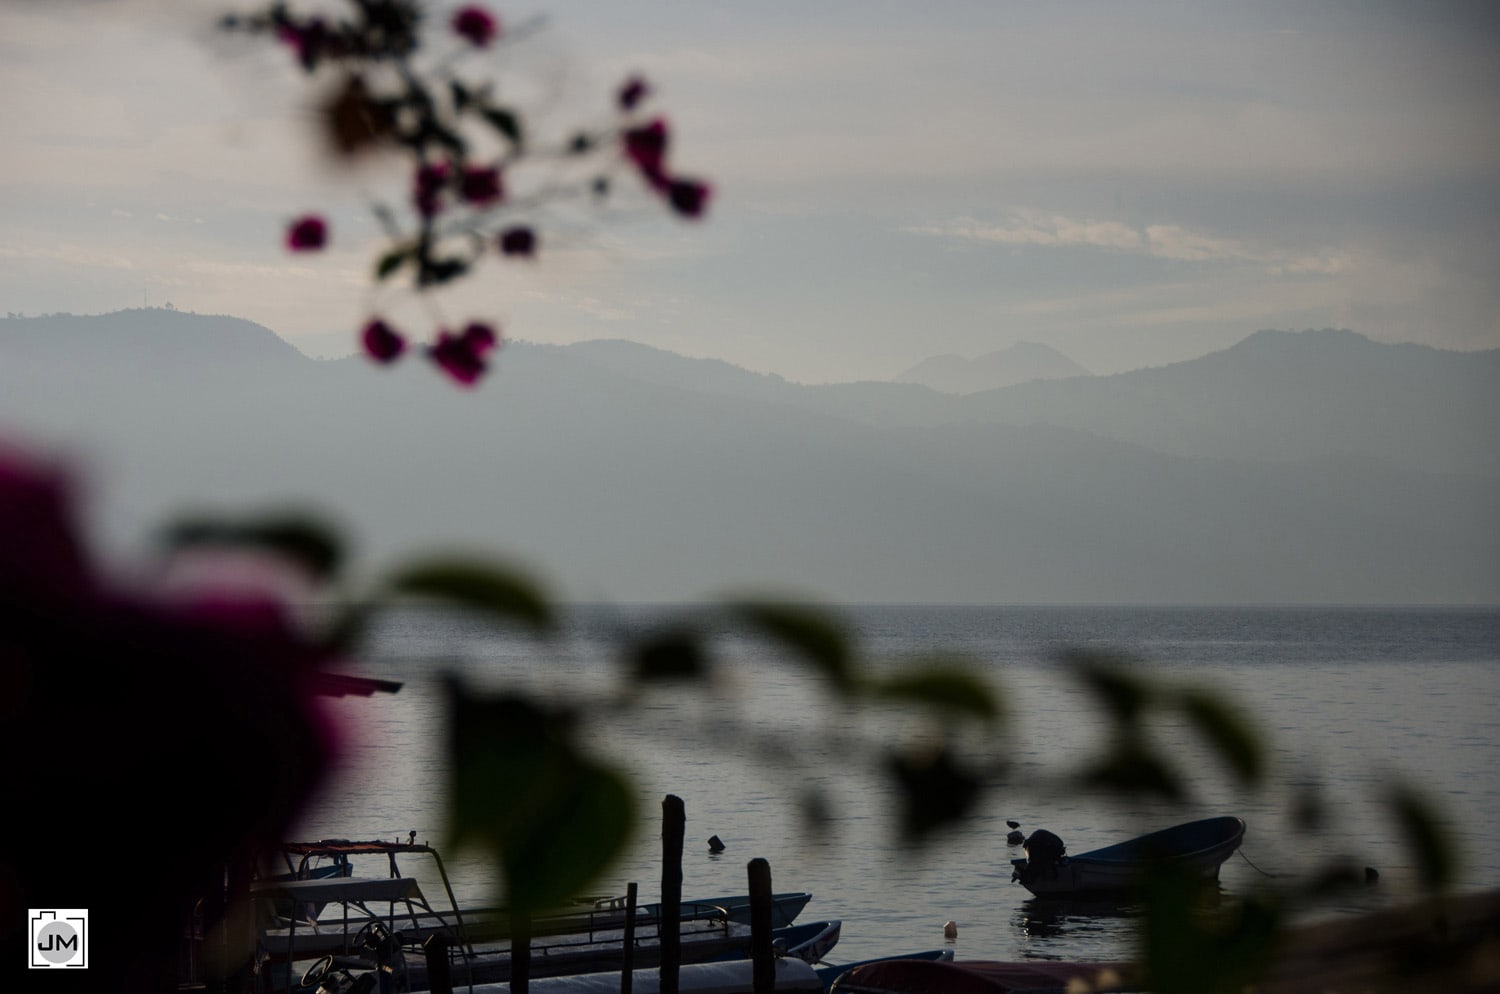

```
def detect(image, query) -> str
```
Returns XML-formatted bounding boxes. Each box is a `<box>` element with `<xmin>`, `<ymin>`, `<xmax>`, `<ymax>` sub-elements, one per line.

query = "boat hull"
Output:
<box><xmin>1010</xmin><ymin>816</ymin><xmax>1245</xmax><ymax>898</ymax></box>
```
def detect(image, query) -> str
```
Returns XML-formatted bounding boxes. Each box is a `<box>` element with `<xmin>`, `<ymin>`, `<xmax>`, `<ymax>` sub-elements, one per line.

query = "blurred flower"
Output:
<box><xmin>623</xmin><ymin>119</ymin><xmax>670</xmax><ymax>187</ymax></box>
<box><xmin>414</xmin><ymin>161</ymin><xmax>451</xmax><ymax>217</ymax></box>
<box><xmin>668</xmin><ymin>178</ymin><xmax>712</xmax><ymax>219</ymax></box>
<box><xmin>362</xmin><ymin>318</ymin><xmax>407</xmax><ymax>363</ymax></box>
<box><xmin>429</xmin><ymin>321</ymin><xmax>500</xmax><ymax>386</ymax></box>
<box><xmin>498</xmin><ymin>226</ymin><xmax>536</xmax><ymax>257</ymax></box>
<box><xmin>452</xmin><ymin>5</ymin><xmax>499</xmax><ymax>47</ymax></box>
<box><xmin>460</xmin><ymin>164</ymin><xmax>504</xmax><ymax>205</ymax></box>
<box><xmin>286</xmin><ymin>214</ymin><xmax>328</xmax><ymax>251</ymax></box>
<box><xmin>618</xmin><ymin>75</ymin><xmax>650</xmax><ymax>111</ymax></box>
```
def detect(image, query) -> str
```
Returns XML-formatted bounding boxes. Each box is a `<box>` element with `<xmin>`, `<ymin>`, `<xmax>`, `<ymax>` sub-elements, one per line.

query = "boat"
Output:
<box><xmin>1008</xmin><ymin>816</ymin><xmax>1246</xmax><ymax>898</ymax></box>
<box><xmin>828</xmin><ymin>958</ymin><xmax>1141</xmax><ymax>993</ymax></box>
<box><xmin>813</xmin><ymin>950</ymin><xmax>953</xmax><ymax>992</ymax></box>
<box><xmin>428</xmin><ymin>956</ymin><xmax>827</xmax><ymax>993</ymax></box>
<box><xmin>599</xmin><ymin>892</ymin><xmax>814</xmax><ymax>929</ymax></box>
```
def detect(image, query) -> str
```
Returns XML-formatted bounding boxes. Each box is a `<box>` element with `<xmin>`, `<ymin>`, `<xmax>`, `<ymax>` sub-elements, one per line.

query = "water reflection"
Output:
<box><xmin>1012</xmin><ymin>885</ymin><xmax>1231</xmax><ymax>960</ymax></box>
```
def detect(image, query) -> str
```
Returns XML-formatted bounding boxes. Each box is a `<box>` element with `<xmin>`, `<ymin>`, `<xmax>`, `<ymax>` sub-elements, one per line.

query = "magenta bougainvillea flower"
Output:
<box><xmin>428</xmin><ymin>321</ymin><xmax>501</xmax><ymax>386</ymax></box>
<box><xmin>618</xmin><ymin>75</ymin><xmax>650</xmax><ymax>111</ymax></box>
<box><xmin>452</xmin><ymin>5</ymin><xmax>499</xmax><ymax>47</ymax></box>
<box><xmin>414</xmin><ymin>161</ymin><xmax>451</xmax><ymax>217</ymax></box>
<box><xmin>623</xmin><ymin>119</ymin><xmax>670</xmax><ymax>187</ymax></box>
<box><xmin>498</xmin><ymin>226</ymin><xmax>536</xmax><ymax>256</ymax></box>
<box><xmin>361</xmin><ymin>318</ymin><xmax>407</xmax><ymax>363</ymax></box>
<box><xmin>286</xmin><ymin>214</ymin><xmax>328</xmax><ymax>251</ymax></box>
<box><xmin>668</xmin><ymin>178</ymin><xmax>712</xmax><ymax>219</ymax></box>
<box><xmin>460</xmin><ymin>164</ymin><xmax>504</xmax><ymax>205</ymax></box>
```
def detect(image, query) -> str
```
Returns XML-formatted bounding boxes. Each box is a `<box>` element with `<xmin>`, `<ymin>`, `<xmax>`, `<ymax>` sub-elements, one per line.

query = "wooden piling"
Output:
<box><xmin>621</xmin><ymin>881</ymin><xmax>638</xmax><ymax>994</ymax></box>
<box><xmin>748</xmin><ymin>858</ymin><xmax>774</xmax><ymax>994</ymax></box>
<box><xmin>661</xmin><ymin>795</ymin><xmax>685</xmax><ymax>994</ymax></box>
<box><xmin>423</xmin><ymin>933</ymin><xmax>453</xmax><ymax>994</ymax></box>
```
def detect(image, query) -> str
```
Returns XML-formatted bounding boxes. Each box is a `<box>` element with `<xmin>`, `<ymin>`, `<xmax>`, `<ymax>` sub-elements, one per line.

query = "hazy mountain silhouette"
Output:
<box><xmin>1</xmin><ymin>310</ymin><xmax>1495</xmax><ymax>604</ymax></box>
<box><xmin>895</xmin><ymin>342</ymin><xmax>1092</xmax><ymax>394</ymax></box>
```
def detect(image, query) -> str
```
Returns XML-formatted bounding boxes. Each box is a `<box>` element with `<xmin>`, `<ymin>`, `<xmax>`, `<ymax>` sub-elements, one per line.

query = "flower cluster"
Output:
<box><xmin>228</xmin><ymin>1</ymin><xmax>712</xmax><ymax>388</ymax></box>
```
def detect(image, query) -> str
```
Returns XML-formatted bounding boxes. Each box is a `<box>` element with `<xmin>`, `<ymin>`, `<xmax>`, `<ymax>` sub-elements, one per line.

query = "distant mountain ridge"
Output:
<box><xmin>1</xmin><ymin>311</ymin><xmax>1495</xmax><ymax>604</ymax></box>
<box><xmin>895</xmin><ymin>342</ymin><xmax>1092</xmax><ymax>394</ymax></box>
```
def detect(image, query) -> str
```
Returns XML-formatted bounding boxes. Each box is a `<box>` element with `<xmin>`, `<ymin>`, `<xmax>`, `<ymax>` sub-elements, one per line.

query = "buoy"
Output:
<box><xmin>708</xmin><ymin>835</ymin><xmax>726</xmax><ymax>853</ymax></box>
<box><xmin>943</xmin><ymin>921</ymin><xmax>958</xmax><ymax>940</ymax></box>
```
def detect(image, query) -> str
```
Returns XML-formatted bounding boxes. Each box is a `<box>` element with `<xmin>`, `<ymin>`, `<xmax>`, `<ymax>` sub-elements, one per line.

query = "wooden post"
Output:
<box><xmin>511</xmin><ymin>909</ymin><xmax>531</xmax><ymax>994</ymax></box>
<box><xmin>621</xmin><ymin>881</ymin><xmax>638</xmax><ymax>994</ymax></box>
<box><xmin>661</xmin><ymin>795</ymin><xmax>685</xmax><ymax>994</ymax></box>
<box><xmin>749</xmin><ymin>858</ymin><xmax>774</xmax><ymax>994</ymax></box>
<box><xmin>423</xmin><ymin>934</ymin><xmax>453</xmax><ymax>994</ymax></box>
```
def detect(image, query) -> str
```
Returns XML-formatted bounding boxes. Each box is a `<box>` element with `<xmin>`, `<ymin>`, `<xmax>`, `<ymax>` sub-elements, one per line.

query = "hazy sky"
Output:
<box><xmin>2</xmin><ymin>0</ymin><xmax>1497</xmax><ymax>381</ymax></box>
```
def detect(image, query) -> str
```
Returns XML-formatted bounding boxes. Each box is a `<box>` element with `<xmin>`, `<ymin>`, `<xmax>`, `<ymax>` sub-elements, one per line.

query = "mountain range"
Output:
<box><xmin>1</xmin><ymin>309</ymin><xmax>1495</xmax><ymax>605</ymax></box>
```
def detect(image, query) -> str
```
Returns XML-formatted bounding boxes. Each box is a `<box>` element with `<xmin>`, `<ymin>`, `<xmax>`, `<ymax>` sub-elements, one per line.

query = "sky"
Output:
<box><xmin>2</xmin><ymin>0</ymin><xmax>1498</xmax><ymax>382</ymax></box>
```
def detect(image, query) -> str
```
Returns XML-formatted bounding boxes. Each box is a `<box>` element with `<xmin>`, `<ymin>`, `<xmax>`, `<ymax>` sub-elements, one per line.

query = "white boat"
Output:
<box><xmin>1009</xmin><ymin>816</ymin><xmax>1246</xmax><ymax>898</ymax></box>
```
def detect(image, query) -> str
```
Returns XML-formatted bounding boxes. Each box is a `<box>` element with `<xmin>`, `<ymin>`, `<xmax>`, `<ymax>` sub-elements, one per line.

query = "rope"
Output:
<box><xmin>1237</xmin><ymin>847</ymin><xmax>1279</xmax><ymax>878</ymax></box>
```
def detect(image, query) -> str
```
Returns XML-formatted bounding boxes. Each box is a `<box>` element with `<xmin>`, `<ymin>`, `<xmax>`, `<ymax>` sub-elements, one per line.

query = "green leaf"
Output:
<box><xmin>1176</xmin><ymin>687</ymin><xmax>1264</xmax><ymax>787</ymax></box>
<box><xmin>1387</xmin><ymin>783</ymin><xmax>1455</xmax><ymax>891</ymax></box>
<box><xmin>449</xmin><ymin>79</ymin><xmax>471</xmax><ymax>110</ymax></box>
<box><xmin>385</xmin><ymin>557</ymin><xmax>553</xmax><ymax>631</ymax></box>
<box><xmin>729</xmin><ymin>600</ymin><xmax>854</xmax><ymax>691</ymax></box>
<box><xmin>445</xmin><ymin>682</ymin><xmax>636</xmax><ymax>913</ymax></box>
<box><xmin>375</xmin><ymin>247</ymin><xmax>410</xmax><ymax>281</ymax></box>
<box><xmin>629</xmin><ymin>629</ymin><xmax>711</xmax><ymax>682</ymax></box>
<box><xmin>481</xmin><ymin>106</ymin><xmax>524</xmax><ymax>150</ymax></box>
<box><xmin>869</xmin><ymin>660</ymin><xmax>1003</xmax><ymax>725</ymax></box>
<box><xmin>1141</xmin><ymin>869</ymin><xmax>1281</xmax><ymax>994</ymax></box>
<box><xmin>887</xmin><ymin>744</ymin><xmax>984</xmax><ymax>842</ymax></box>
<box><xmin>1076</xmin><ymin>737</ymin><xmax>1187</xmax><ymax>803</ymax></box>
<box><xmin>160</xmin><ymin>510</ymin><xmax>344</xmax><ymax>581</ymax></box>
<box><xmin>1067</xmin><ymin>650</ymin><xmax>1151</xmax><ymax>724</ymax></box>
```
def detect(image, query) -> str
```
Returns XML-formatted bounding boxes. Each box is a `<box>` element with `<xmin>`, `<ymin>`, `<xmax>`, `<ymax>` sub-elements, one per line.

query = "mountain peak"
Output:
<box><xmin>895</xmin><ymin>341</ymin><xmax>1091</xmax><ymax>394</ymax></box>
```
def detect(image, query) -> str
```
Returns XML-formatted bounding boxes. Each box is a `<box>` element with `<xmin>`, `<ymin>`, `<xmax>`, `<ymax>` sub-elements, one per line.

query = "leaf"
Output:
<box><xmin>869</xmin><ymin>660</ymin><xmax>1003</xmax><ymax>725</ymax></box>
<box><xmin>384</xmin><ymin>557</ymin><xmax>553</xmax><ymax>631</ymax></box>
<box><xmin>1076</xmin><ymin>737</ymin><xmax>1187</xmax><ymax>803</ymax></box>
<box><xmin>445</xmin><ymin>682</ymin><xmax>637</xmax><ymax>913</ymax></box>
<box><xmin>1067</xmin><ymin>650</ymin><xmax>1151</xmax><ymax>724</ymax></box>
<box><xmin>1140</xmin><ymin>868</ymin><xmax>1282</xmax><ymax>994</ymax></box>
<box><xmin>161</xmin><ymin>511</ymin><xmax>344</xmax><ymax>581</ymax></box>
<box><xmin>449</xmin><ymin>79</ymin><xmax>471</xmax><ymax>111</ymax></box>
<box><xmin>1176</xmin><ymin>687</ymin><xmax>1264</xmax><ymax>787</ymax></box>
<box><xmin>629</xmin><ymin>629</ymin><xmax>710</xmax><ymax>682</ymax></box>
<box><xmin>1387</xmin><ymin>783</ymin><xmax>1455</xmax><ymax>891</ymax></box>
<box><xmin>728</xmin><ymin>600</ymin><xmax>854</xmax><ymax>691</ymax></box>
<box><xmin>374</xmin><ymin>247</ymin><xmax>410</xmax><ymax>281</ymax></box>
<box><xmin>481</xmin><ymin>106</ymin><xmax>524</xmax><ymax>150</ymax></box>
<box><xmin>887</xmin><ymin>744</ymin><xmax>984</xmax><ymax>842</ymax></box>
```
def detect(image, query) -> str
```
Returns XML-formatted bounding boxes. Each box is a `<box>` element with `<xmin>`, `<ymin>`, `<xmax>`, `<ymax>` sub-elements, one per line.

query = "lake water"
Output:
<box><xmin>293</xmin><ymin>604</ymin><xmax>1500</xmax><ymax>967</ymax></box>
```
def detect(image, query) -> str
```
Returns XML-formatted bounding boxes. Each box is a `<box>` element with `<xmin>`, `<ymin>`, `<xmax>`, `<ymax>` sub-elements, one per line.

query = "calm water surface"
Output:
<box><xmin>295</xmin><ymin>605</ymin><xmax>1500</xmax><ymax>966</ymax></box>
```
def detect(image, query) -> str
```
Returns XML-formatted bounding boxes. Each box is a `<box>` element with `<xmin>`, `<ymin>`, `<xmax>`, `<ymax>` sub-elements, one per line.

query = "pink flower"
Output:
<box><xmin>452</xmin><ymin>5</ymin><xmax>499</xmax><ymax>47</ymax></box>
<box><xmin>286</xmin><ymin>214</ymin><xmax>328</xmax><ymax>251</ymax></box>
<box><xmin>361</xmin><ymin>318</ymin><xmax>406</xmax><ymax>363</ymax></box>
<box><xmin>623</xmin><ymin>119</ymin><xmax>671</xmax><ymax>187</ymax></box>
<box><xmin>667</xmin><ymin>178</ymin><xmax>712</xmax><ymax>219</ymax></box>
<box><xmin>498</xmin><ymin>226</ymin><xmax>536</xmax><ymax>256</ymax></box>
<box><xmin>414</xmin><ymin>161</ymin><xmax>451</xmax><ymax>217</ymax></box>
<box><xmin>428</xmin><ymin>322</ymin><xmax>501</xmax><ymax>386</ymax></box>
<box><xmin>618</xmin><ymin>75</ymin><xmax>650</xmax><ymax>111</ymax></box>
<box><xmin>460</xmin><ymin>164</ymin><xmax>504</xmax><ymax>205</ymax></box>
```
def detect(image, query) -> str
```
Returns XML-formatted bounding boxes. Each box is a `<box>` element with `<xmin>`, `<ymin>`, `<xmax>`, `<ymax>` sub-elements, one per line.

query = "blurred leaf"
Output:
<box><xmin>629</xmin><ymin>629</ymin><xmax>710</xmax><ymax>682</ymax></box>
<box><xmin>375</xmin><ymin>247</ymin><xmax>410</xmax><ymax>281</ymax></box>
<box><xmin>1076</xmin><ymin>738</ymin><xmax>1186</xmax><ymax>803</ymax></box>
<box><xmin>887</xmin><ymin>744</ymin><xmax>983</xmax><ymax>842</ymax></box>
<box><xmin>1176</xmin><ymin>687</ymin><xmax>1264</xmax><ymax>787</ymax></box>
<box><xmin>481</xmin><ymin>106</ymin><xmax>524</xmax><ymax>150</ymax></box>
<box><xmin>385</xmin><ymin>557</ymin><xmax>552</xmax><ymax>631</ymax></box>
<box><xmin>445</xmin><ymin>681</ymin><xmax>636</xmax><ymax>913</ymax></box>
<box><xmin>729</xmin><ymin>600</ymin><xmax>854</xmax><ymax>691</ymax></box>
<box><xmin>869</xmin><ymin>661</ymin><xmax>1003</xmax><ymax>725</ymax></box>
<box><xmin>449</xmin><ymin>79</ymin><xmax>471</xmax><ymax>110</ymax></box>
<box><xmin>161</xmin><ymin>511</ymin><xmax>343</xmax><ymax>580</ymax></box>
<box><xmin>1141</xmin><ymin>869</ymin><xmax>1282</xmax><ymax>994</ymax></box>
<box><xmin>1068</xmin><ymin>650</ymin><xmax>1150</xmax><ymax>724</ymax></box>
<box><xmin>1387</xmin><ymin>783</ymin><xmax>1455</xmax><ymax>891</ymax></box>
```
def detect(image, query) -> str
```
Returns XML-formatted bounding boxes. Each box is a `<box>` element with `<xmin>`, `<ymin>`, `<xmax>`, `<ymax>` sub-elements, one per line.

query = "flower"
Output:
<box><xmin>286</xmin><ymin>214</ymin><xmax>328</xmax><ymax>251</ymax></box>
<box><xmin>618</xmin><ymin>75</ymin><xmax>650</xmax><ymax>111</ymax></box>
<box><xmin>429</xmin><ymin>321</ymin><xmax>501</xmax><ymax>386</ymax></box>
<box><xmin>361</xmin><ymin>318</ymin><xmax>406</xmax><ymax>363</ymax></box>
<box><xmin>460</xmin><ymin>164</ymin><xmax>504</xmax><ymax>205</ymax></box>
<box><xmin>414</xmin><ymin>161</ymin><xmax>451</xmax><ymax>217</ymax></box>
<box><xmin>667</xmin><ymin>178</ymin><xmax>712</xmax><ymax>219</ymax></box>
<box><xmin>452</xmin><ymin>5</ymin><xmax>499</xmax><ymax>47</ymax></box>
<box><xmin>623</xmin><ymin>119</ymin><xmax>670</xmax><ymax>187</ymax></box>
<box><xmin>498</xmin><ymin>226</ymin><xmax>536</xmax><ymax>257</ymax></box>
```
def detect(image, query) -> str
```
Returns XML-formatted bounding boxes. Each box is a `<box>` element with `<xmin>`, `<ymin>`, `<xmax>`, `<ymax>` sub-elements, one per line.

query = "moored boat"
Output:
<box><xmin>1009</xmin><ymin>816</ymin><xmax>1246</xmax><ymax>898</ymax></box>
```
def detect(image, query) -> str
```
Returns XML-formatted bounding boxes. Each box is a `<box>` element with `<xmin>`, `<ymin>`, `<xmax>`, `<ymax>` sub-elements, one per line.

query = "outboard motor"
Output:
<box><xmin>1013</xmin><ymin>829</ymin><xmax>1068</xmax><ymax>887</ymax></box>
